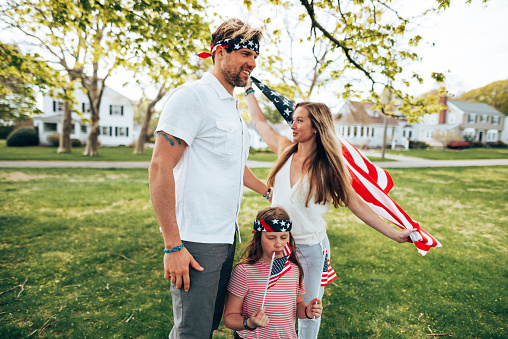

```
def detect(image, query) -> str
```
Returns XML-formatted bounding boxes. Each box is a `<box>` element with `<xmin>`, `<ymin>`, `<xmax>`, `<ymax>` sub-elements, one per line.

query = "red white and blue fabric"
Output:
<box><xmin>253</xmin><ymin>219</ymin><xmax>292</xmax><ymax>233</ymax></box>
<box><xmin>198</xmin><ymin>36</ymin><xmax>260</xmax><ymax>59</ymax></box>
<box><xmin>267</xmin><ymin>243</ymin><xmax>292</xmax><ymax>289</ymax></box>
<box><xmin>320</xmin><ymin>250</ymin><xmax>337</xmax><ymax>287</ymax></box>
<box><xmin>250</xmin><ymin>76</ymin><xmax>442</xmax><ymax>256</ymax></box>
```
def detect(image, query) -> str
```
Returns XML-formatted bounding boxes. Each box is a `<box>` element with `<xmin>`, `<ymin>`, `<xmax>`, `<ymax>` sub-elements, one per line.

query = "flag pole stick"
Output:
<box><xmin>261</xmin><ymin>252</ymin><xmax>275</xmax><ymax>309</ymax></box>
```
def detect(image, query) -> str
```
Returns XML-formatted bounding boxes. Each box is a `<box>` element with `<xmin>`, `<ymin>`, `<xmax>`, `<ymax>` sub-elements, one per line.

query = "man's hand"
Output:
<box><xmin>164</xmin><ymin>247</ymin><xmax>204</xmax><ymax>291</ymax></box>
<box><xmin>248</xmin><ymin>307</ymin><xmax>269</xmax><ymax>328</ymax></box>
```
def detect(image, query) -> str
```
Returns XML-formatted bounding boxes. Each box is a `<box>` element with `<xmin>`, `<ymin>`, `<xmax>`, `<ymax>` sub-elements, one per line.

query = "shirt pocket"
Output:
<box><xmin>214</xmin><ymin>120</ymin><xmax>241</xmax><ymax>154</ymax></box>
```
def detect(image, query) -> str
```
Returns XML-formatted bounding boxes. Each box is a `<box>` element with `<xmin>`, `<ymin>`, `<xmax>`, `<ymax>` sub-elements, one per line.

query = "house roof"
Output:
<box><xmin>336</xmin><ymin>101</ymin><xmax>400</xmax><ymax>126</ymax></box>
<box><xmin>448</xmin><ymin>100</ymin><xmax>503</xmax><ymax>116</ymax></box>
<box><xmin>33</xmin><ymin>114</ymin><xmax>81</xmax><ymax>123</ymax></box>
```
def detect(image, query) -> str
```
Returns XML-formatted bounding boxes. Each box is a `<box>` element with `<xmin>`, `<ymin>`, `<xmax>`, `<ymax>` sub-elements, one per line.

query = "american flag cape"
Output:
<box><xmin>320</xmin><ymin>250</ymin><xmax>337</xmax><ymax>287</ymax></box>
<box><xmin>267</xmin><ymin>242</ymin><xmax>292</xmax><ymax>289</ymax></box>
<box><xmin>250</xmin><ymin>76</ymin><xmax>442</xmax><ymax>256</ymax></box>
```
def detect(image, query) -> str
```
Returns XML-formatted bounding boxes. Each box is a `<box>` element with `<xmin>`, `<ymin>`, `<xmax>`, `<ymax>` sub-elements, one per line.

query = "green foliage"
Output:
<box><xmin>458</xmin><ymin>79</ymin><xmax>508</xmax><ymax>116</ymax></box>
<box><xmin>0</xmin><ymin>166</ymin><xmax>506</xmax><ymax>338</ymax></box>
<box><xmin>47</xmin><ymin>133</ymin><xmax>60</xmax><ymax>147</ymax></box>
<box><xmin>5</xmin><ymin>126</ymin><xmax>39</xmax><ymax>146</ymax></box>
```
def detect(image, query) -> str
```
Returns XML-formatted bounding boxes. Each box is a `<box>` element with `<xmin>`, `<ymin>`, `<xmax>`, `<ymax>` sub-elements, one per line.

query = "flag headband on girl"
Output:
<box><xmin>198</xmin><ymin>35</ymin><xmax>260</xmax><ymax>59</ymax></box>
<box><xmin>253</xmin><ymin>219</ymin><xmax>292</xmax><ymax>233</ymax></box>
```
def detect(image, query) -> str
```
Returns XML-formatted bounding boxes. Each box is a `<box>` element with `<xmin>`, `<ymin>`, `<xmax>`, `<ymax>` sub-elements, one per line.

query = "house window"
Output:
<box><xmin>425</xmin><ymin>131</ymin><xmax>434</xmax><ymax>140</ymax></box>
<box><xmin>53</xmin><ymin>101</ymin><xmax>64</xmax><ymax>112</ymax></box>
<box><xmin>102</xmin><ymin>127</ymin><xmax>109</xmax><ymax>135</ymax></box>
<box><xmin>110</xmin><ymin>105</ymin><xmax>124</xmax><ymax>116</ymax></box>
<box><xmin>447</xmin><ymin>113</ymin><xmax>456</xmax><ymax>124</ymax></box>
<box><xmin>118</xmin><ymin>127</ymin><xmax>126</xmax><ymax>136</ymax></box>
<box><xmin>371</xmin><ymin>128</ymin><xmax>374</xmax><ymax>137</ymax></box>
<box><xmin>492</xmin><ymin>116</ymin><xmax>500</xmax><ymax>125</ymax></box>
<box><xmin>81</xmin><ymin>125</ymin><xmax>87</xmax><ymax>133</ymax></box>
<box><xmin>353</xmin><ymin>126</ymin><xmax>358</xmax><ymax>137</ymax></box>
<box><xmin>486</xmin><ymin>130</ymin><xmax>498</xmax><ymax>142</ymax></box>
<box><xmin>481</xmin><ymin>115</ymin><xmax>488</xmax><ymax>123</ymax></box>
<box><xmin>468</xmin><ymin>114</ymin><xmax>476</xmax><ymax>123</ymax></box>
<box><xmin>360</xmin><ymin>127</ymin><xmax>364</xmax><ymax>137</ymax></box>
<box><xmin>347</xmin><ymin>126</ymin><xmax>351</xmax><ymax>137</ymax></box>
<box><xmin>82</xmin><ymin>103</ymin><xmax>91</xmax><ymax>113</ymax></box>
<box><xmin>44</xmin><ymin>123</ymin><xmax>57</xmax><ymax>133</ymax></box>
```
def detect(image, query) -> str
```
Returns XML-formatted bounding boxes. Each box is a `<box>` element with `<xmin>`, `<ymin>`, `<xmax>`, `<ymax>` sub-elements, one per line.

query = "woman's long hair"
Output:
<box><xmin>238</xmin><ymin>207</ymin><xmax>304</xmax><ymax>288</ymax></box>
<box><xmin>267</xmin><ymin>102</ymin><xmax>352</xmax><ymax>208</ymax></box>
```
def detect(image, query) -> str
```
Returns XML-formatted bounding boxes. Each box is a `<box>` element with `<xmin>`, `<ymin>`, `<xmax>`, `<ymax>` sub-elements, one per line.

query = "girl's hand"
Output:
<box><xmin>307</xmin><ymin>298</ymin><xmax>323</xmax><ymax>318</ymax></box>
<box><xmin>249</xmin><ymin>307</ymin><xmax>269</xmax><ymax>328</ymax></box>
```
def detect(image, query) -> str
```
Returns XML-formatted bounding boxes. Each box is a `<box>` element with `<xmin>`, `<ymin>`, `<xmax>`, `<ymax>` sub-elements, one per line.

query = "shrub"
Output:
<box><xmin>409</xmin><ymin>141</ymin><xmax>430</xmax><ymax>149</ymax></box>
<box><xmin>71</xmin><ymin>138</ymin><xmax>82</xmax><ymax>147</ymax></box>
<box><xmin>47</xmin><ymin>133</ymin><xmax>60</xmax><ymax>146</ymax></box>
<box><xmin>447</xmin><ymin>141</ymin><xmax>470</xmax><ymax>149</ymax></box>
<box><xmin>6</xmin><ymin>127</ymin><xmax>39</xmax><ymax>147</ymax></box>
<box><xmin>486</xmin><ymin>141</ymin><xmax>507</xmax><ymax>148</ymax></box>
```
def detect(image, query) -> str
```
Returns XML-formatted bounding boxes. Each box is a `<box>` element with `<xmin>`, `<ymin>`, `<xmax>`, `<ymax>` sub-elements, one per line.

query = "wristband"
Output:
<box><xmin>243</xmin><ymin>317</ymin><xmax>257</xmax><ymax>331</ymax></box>
<box><xmin>164</xmin><ymin>243</ymin><xmax>184</xmax><ymax>253</ymax></box>
<box><xmin>263</xmin><ymin>188</ymin><xmax>272</xmax><ymax>201</ymax></box>
<box><xmin>305</xmin><ymin>306</ymin><xmax>312</xmax><ymax>319</ymax></box>
<box><xmin>245</xmin><ymin>88</ymin><xmax>254</xmax><ymax>97</ymax></box>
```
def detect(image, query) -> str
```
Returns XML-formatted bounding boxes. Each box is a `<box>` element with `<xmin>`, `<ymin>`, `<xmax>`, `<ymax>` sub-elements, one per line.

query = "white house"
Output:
<box><xmin>34</xmin><ymin>83</ymin><xmax>139</xmax><ymax>146</ymax></box>
<box><xmin>245</xmin><ymin>120</ymin><xmax>292</xmax><ymax>149</ymax></box>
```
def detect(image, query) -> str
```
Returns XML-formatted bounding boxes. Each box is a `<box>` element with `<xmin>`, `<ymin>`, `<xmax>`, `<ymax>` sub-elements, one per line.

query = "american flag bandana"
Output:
<box><xmin>253</xmin><ymin>219</ymin><xmax>292</xmax><ymax>233</ymax></box>
<box><xmin>197</xmin><ymin>36</ymin><xmax>260</xmax><ymax>59</ymax></box>
<box><xmin>320</xmin><ymin>250</ymin><xmax>337</xmax><ymax>287</ymax></box>
<box><xmin>250</xmin><ymin>76</ymin><xmax>442</xmax><ymax>256</ymax></box>
<box><xmin>267</xmin><ymin>242</ymin><xmax>292</xmax><ymax>289</ymax></box>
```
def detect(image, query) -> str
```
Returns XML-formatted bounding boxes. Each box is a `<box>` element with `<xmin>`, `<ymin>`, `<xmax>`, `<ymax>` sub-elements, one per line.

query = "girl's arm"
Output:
<box><xmin>346</xmin><ymin>187</ymin><xmax>415</xmax><ymax>242</ymax></box>
<box><xmin>224</xmin><ymin>292</ymin><xmax>269</xmax><ymax>331</ymax></box>
<box><xmin>245</xmin><ymin>78</ymin><xmax>290</xmax><ymax>154</ymax></box>
<box><xmin>296</xmin><ymin>295</ymin><xmax>322</xmax><ymax>319</ymax></box>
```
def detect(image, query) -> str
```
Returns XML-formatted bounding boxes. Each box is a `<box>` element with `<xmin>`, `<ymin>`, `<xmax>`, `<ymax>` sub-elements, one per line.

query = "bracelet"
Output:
<box><xmin>245</xmin><ymin>88</ymin><xmax>254</xmax><ymax>97</ymax></box>
<box><xmin>243</xmin><ymin>317</ymin><xmax>257</xmax><ymax>331</ymax></box>
<box><xmin>164</xmin><ymin>243</ymin><xmax>184</xmax><ymax>253</ymax></box>
<box><xmin>263</xmin><ymin>188</ymin><xmax>272</xmax><ymax>201</ymax></box>
<box><xmin>305</xmin><ymin>306</ymin><xmax>312</xmax><ymax>319</ymax></box>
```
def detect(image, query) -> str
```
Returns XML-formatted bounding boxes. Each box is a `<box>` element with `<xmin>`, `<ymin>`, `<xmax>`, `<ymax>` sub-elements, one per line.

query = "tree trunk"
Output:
<box><xmin>58</xmin><ymin>100</ymin><xmax>72</xmax><ymax>153</ymax></box>
<box><xmin>135</xmin><ymin>105</ymin><xmax>154</xmax><ymax>154</ymax></box>
<box><xmin>84</xmin><ymin>120</ymin><xmax>100</xmax><ymax>156</ymax></box>
<box><xmin>381</xmin><ymin>109</ymin><xmax>388</xmax><ymax>159</ymax></box>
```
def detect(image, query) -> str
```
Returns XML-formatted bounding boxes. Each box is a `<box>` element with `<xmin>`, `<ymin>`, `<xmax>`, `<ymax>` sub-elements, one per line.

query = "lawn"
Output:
<box><xmin>0</xmin><ymin>166</ymin><xmax>507</xmax><ymax>338</ymax></box>
<box><xmin>387</xmin><ymin>147</ymin><xmax>508</xmax><ymax>160</ymax></box>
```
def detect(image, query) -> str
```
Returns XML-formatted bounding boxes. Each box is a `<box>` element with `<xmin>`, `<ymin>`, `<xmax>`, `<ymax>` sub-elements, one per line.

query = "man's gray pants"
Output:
<box><xmin>169</xmin><ymin>239</ymin><xmax>236</xmax><ymax>339</ymax></box>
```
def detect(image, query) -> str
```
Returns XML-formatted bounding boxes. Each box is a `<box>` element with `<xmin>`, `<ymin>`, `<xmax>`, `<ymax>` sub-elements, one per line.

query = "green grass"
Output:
<box><xmin>387</xmin><ymin>147</ymin><xmax>508</xmax><ymax>160</ymax></box>
<box><xmin>1</xmin><ymin>166</ymin><xmax>507</xmax><ymax>338</ymax></box>
<box><xmin>0</xmin><ymin>140</ymin><xmax>153</xmax><ymax>161</ymax></box>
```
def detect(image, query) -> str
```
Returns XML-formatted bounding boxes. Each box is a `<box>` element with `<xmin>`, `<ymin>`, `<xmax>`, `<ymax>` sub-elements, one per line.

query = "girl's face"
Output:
<box><xmin>260</xmin><ymin>232</ymin><xmax>290</xmax><ymax>264</ymax></box>
<box><xmin>291</xmin><ymin>107</ymin><xmax>317</xmax><ymax>143</ymax></box>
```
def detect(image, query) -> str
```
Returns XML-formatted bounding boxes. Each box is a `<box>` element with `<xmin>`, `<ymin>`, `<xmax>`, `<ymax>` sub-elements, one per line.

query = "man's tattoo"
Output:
<box><xmin>156</xmin><ymin>132</ymin><xmax>182</xmax><ymax>146</ymax></box>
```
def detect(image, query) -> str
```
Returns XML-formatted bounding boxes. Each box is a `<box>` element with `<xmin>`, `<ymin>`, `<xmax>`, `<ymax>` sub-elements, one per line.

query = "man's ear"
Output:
<box><xmin>215</xmin><ymin>45</ymin><xmax>225</xmax><ymax>60</ymax></box>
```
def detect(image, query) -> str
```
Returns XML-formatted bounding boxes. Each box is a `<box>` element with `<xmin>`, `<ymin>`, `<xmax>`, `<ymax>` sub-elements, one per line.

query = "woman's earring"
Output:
<box><xmin>314</xmin><ymin>131</ymin><xmax>317</xmax><ymax>134</ymax></box>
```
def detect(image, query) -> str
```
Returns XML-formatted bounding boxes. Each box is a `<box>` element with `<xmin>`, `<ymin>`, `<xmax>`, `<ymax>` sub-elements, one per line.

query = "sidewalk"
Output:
<box><xmin>0</xmin><ymin>157</ymin><xmax>507</xmax><ymax>168</ymax></box>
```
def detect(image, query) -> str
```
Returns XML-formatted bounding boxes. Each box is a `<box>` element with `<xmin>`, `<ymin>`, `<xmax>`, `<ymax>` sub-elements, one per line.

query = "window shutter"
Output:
<box><xmin>115</xmin><ymin>127</ymin><xmax>118</xmax><ymax>136</ymax></box>
<box><xmin>126</xmin><ymin>127</ymin><xmax>129</xmax><ymax>137</ymax></box>
<box><xmin>121</xmin><ymin>106</ymin><xmax>124</xmax><ymax>116</ymax></box>
<box><xmin>82</xmin><ymin>103</ymin><xmax>85</xmax><ymax>112</ymax></box>
<box><xmin>110</xmin><ymin>127</ymin><xmax>112</xmax><ymax>136</ymax></box>
<box><xmin>53</xmin><ymin>101</ymin><xmax>56</xmax><ymax>112</ymax></box>
<box><xmin>110</xmin><ymin>105</ymin><xmax>113</xmax><ymax>115</ymax></box>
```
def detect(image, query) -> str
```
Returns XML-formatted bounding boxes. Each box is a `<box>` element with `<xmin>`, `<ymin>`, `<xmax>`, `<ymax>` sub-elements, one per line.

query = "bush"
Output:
<box><xmin>6</xmin><ymin>127</ymin><xmax>39</xmax><ymax>147</ymax></box>
<box><xmin>447</xmin><ymin>141</ymin><xmax>470</xmax><ymax>149</ymax></box>
<box><xmin>486</xmin><ymin>141</ymin><xmax>507</xmax><ymax>148</ymax></box>
<box><xmin>409</xmin><ymin>141</ymin><xmax>430</xmax><ymax>149</ymax></box>
<box><xmin>47</xmin><ymin>133</ymin><xmax>60</xmax><ymax>146</ymax></box>
<box><xmin>0</xmin><ymin>125</ymin><xmax>15</xmax><ymax>139</ymax></box>
<box><xmin>71</xmin><ymin>138</ymin><xmax>82</xmax><ymax>147</ymax></box>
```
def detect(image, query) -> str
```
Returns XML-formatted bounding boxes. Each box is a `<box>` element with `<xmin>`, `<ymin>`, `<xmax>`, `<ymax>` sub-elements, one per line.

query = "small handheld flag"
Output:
<box><xmin>261</xmin><ymin>243</ymin><xmax>292</xmax><ymax>308</ymax></box>
<box><xmin>320</xmin><ymin>250</ymin><xmax>337</xmax><ymax>288</ymax></box>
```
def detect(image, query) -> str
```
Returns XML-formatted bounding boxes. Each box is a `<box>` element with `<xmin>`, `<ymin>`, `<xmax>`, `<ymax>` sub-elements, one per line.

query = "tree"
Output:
<box><xmin>0</xmin><ymin>42</ymin><xmax>59</xmax><ymax>125</ymax></box>
<box><xmin>1</xmin><ymin>0</ymin><xmax>209</xmax><ymax>155</ymax></box>
<box><xmin>458</xmin><ymin>79</ymin><xmax>508</xmax><ymax>116</ymax></box>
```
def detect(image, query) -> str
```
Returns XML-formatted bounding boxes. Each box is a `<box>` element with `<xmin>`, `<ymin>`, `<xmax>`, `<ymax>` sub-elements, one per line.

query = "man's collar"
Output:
<box><xmin>202</xmin><ymin>72</ymin><xmax>234</xmax><ymax>100</ymax></box>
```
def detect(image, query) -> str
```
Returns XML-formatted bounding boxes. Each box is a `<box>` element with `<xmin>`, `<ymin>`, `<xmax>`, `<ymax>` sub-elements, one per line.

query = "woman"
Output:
<box><xmin>244</xmin><ymin>78</ymin><xmax>415</xmax><ymax>339</ymax></box>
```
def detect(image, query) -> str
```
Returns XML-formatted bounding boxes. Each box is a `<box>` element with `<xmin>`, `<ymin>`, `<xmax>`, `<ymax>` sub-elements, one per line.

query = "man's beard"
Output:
<box><xmin>222</xmin><ymin>65</ymin><xmax>248</xmax><ymax>88</ymax></box>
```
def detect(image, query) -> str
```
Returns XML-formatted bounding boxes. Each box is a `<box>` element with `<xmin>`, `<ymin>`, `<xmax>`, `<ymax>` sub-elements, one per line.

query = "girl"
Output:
<box><xmin>244</xmin><ymin>78</ymin><xmax>416</xmax><ymax>338</ymax></box>
<box><xmin>224</xmin><ymin>207</ymin><xmax>322</xmax><ymax>339</ymax></box>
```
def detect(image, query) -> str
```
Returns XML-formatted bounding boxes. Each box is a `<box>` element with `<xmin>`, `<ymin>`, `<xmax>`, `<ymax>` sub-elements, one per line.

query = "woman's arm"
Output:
<box><xmin>296</xmin><ymin>295</ymin><xmax>322</xmax><ymax>319</ymax></box>
<box><xmin>346</xmin><ymin>187</ymin><xmax>415</xmax><ymax>242</ymax></box>
<box><xmin>245</xmin><ymin>78</ymin><xmax>289</xmax><ymax>154</ymax></box>
<box><xmin>224</xmin><ymin>292</ymin><xmax>269</xmax><ymax>331</ymax></box>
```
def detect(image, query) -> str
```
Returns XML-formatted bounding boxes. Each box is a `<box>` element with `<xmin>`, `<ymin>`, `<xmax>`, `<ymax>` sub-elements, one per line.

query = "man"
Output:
<box><xmin>149</xmin><ymin>19</ymin><xmax>268</xmax><ymax>339</ymax></box>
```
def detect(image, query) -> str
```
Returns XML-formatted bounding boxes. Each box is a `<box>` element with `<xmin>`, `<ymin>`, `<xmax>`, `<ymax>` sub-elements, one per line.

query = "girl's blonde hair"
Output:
<box><xmin>238</xmin><ymin>207</ymin><xmax>304</xmax><ymax>288</ymax></box>
<box><xmin>267</xmin><ymin>102</ymin><xmax>352</xmax><ymax>208</ymax></box>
